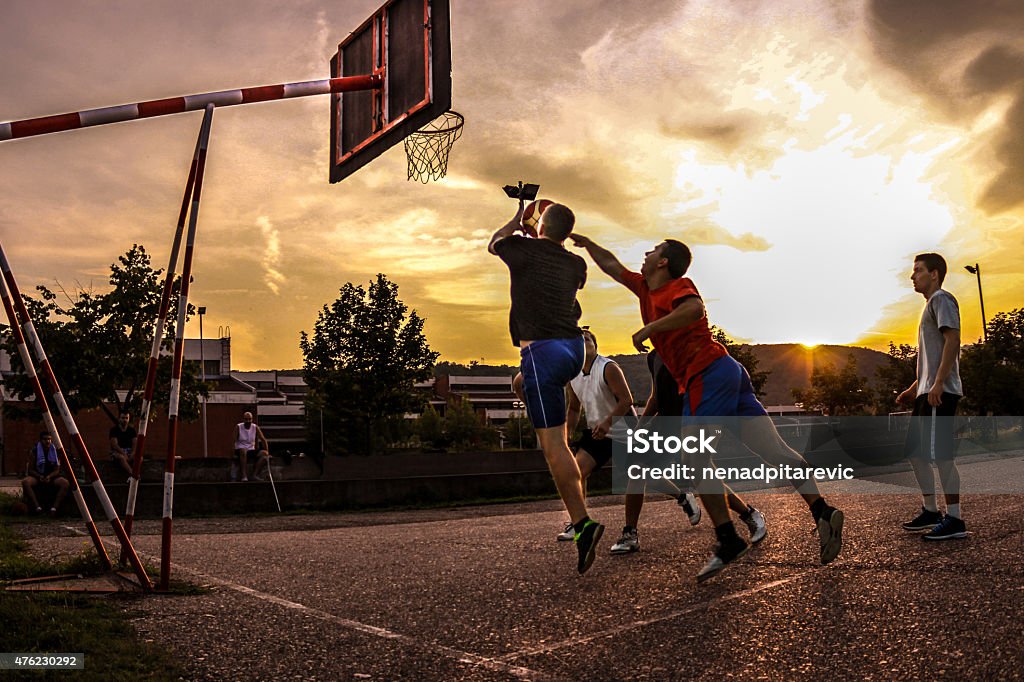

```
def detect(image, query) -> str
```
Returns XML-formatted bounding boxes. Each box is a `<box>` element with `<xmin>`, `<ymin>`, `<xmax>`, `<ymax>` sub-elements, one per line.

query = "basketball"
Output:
<box><xmin>10</xmin><ymin>501</ymin><xmax>28</xmax><ymax>516</ymax></box>
<box><xmin>522</xmin><ymin>199</ymin><xmax>554</xmax><ymax>231</ymax></box>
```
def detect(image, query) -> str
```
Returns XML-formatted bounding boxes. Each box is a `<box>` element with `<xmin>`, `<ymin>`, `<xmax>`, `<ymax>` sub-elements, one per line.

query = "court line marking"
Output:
<box><xmin>498</xmin><ymin>570</ymin><xmax>816</xmax><ymax>663</ymax></box>
<box><xmin>57</xmin><ymin>526</ymin><xmax>557</xmax><ymax>681</ymax></box>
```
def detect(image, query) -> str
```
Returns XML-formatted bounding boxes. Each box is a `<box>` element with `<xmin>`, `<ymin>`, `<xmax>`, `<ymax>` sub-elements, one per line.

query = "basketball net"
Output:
<box><xmin>404</xmin><ymin>110</ymin><xmax>464</xmax><ymax>183</ymax></box>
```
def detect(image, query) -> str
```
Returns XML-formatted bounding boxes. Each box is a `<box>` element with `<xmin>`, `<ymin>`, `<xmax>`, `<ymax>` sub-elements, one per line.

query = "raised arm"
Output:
<box><xmin>568</xmin><ymin>234</ymin><xmax>628</xmax><ymax>284</ymax></box>
<box><xmin>488</xmin><ymin>199</ymin><xmax>525</xmax><ymax>255</ymax></box>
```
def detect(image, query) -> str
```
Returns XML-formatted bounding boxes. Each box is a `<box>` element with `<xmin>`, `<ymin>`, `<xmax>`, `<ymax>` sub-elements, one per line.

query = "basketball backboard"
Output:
<box><xmin>330</xmin><ymin>0</ymin><xmax>452</xmax><ymax>183</ymax></box>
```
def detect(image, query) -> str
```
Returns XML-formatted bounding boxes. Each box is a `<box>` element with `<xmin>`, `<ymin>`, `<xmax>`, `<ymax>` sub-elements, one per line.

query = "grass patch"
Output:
<box><xmin>0</xmin><ymin>592</ymin><xmax>184</xmax><ymax>681</ymax></box>
<box><xmin>0</xmin><ymin>516</ymin><xmax>189</xmax><ymax>680</ymax></box>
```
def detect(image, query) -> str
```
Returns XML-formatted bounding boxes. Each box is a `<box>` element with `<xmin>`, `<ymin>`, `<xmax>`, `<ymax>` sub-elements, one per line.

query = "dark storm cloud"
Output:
<box><xmin>868</xmin><ymin>0</ymin><xmax>1024</xmax><ymax>214</ymax></box>
<box><xmin>455</xmin><ymin>139</ymin><xmax>650</xmax><ymax>228</ymax></box>
<box><xmin>963</xmin><ymin>45</ymin><xmax>1024</xmax><ymax>94</ymax></box>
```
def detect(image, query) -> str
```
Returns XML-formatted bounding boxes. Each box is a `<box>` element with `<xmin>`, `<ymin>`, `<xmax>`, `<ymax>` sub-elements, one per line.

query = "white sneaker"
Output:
<box><xmin>743</xmin><ymin>507</ymin><xmax>767</xmax><ymax>544</ymax></box>
<box><xmin>696</xmin><ymin>536</ymin><xmax>749</xmax><ymax>582</ymax></box>
<box><xmin>609</xmin><ymin>527</ymin><xmax>639</xmax><ymax>554</ymax></box>
<box><xmin>677</xmin><ymin>493</ymin><xmax>701</xmax><ymax>526</ymax></box>
<box><xmin>556</xmin><ymin>521</ymin><xmax>575</xmax><ymax>542</ymax></box>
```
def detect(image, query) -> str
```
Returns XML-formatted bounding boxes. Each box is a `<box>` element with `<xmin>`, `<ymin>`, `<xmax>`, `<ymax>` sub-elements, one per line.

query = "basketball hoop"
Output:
<box><xmin>404</xmin><ymin>110</ymin><xmax>464</xmax><ymax>183</ymax></box>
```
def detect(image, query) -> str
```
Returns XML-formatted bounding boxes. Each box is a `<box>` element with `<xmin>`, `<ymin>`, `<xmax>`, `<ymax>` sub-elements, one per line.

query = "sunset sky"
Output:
<box><xmin>2</xmin><ymin>0</ymin><xmax>1022</xmax><ymax>370</ymax></box>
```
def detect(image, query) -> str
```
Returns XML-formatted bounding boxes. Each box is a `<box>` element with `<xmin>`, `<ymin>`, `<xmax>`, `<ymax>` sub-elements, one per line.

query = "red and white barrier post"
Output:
<box><xmin>0</xmin><ymin>280</ymin><xmax>112</xmax><ymax>569</ymax></box>
<box><xmin>0</xmin><ymin>75</ymin><xmax>381</xmax><ymax>142</ymax></box>
<box><xmin>0</xmin><ymin>243</ymin><xmax>153</xmax><ymax>591</ymax></box>
<box><xmin>121</xmin><ymin>115</ymin><xmax>204</xmax><ymax>560</ymax></box>
<box><xmin>160</xmin><ymin>104</ymin><xmax>214</xmax><ymax>592</ymax></box>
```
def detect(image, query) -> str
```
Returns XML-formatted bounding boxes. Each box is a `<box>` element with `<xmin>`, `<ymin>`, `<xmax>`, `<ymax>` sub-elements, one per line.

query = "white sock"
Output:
<box><xmin>922</xmin><ymin>495</ymin><xmax>938</xmax><ymax>513</ymax></box>
<box><xmin>946</xmin><ymin>503</ymin><xmax>961</xmax><ymax>519</ymax></box>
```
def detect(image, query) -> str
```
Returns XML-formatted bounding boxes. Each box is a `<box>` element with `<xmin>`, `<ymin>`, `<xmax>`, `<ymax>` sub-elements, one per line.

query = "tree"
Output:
<box><xmin>710</xmin><ymin>326</ymin><xmax>770</xmax><ymax>398</ymax></box>
<box><xmin>873</xmin><ymin>342</ymin><xmax>917</xmax><ymax>414</ymax></box>
<box><xmin>502</xmin><ymin>412</ymin><xmax>536</xmax><ymax>450</ymax></box>
<box><xmin>443</xmin><ymin>396</ymin><xmax>491</xmax><ymax>450</ymax></box>
<box><xmin>1</xmin><ymin>245</ymin><xmax>205</xmax><ymax>425</ymax></box>
<box><xmin>792</xmin><ymin>353</ymin><xmax>871</xmax><ymax>415</ymax></box>
<box><xmin>960</xmin><ymin>308</ymin><xmax>1024</xmax><ymax>417</ymax></box>
<box><xmin>416</xmin><ymin>404</ymin><xmax>445</xmax><ymax>449</ymax></box>
<box><xmin>300</xmin><ymin>274</ymin><xmax>439</xmax><ymax>454</ymax></box>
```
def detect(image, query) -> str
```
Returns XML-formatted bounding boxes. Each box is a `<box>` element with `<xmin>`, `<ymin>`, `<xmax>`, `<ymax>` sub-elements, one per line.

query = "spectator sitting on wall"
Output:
<box><xmin>109</xmin><ymin>411</ymin><xmax>137</xmax><ymax>477</ymax></box>
<box><xmin>233</xmin><ymin>411</ymin><xmax>271</xmax><ymax>482</ymax></box>
<box><xmin>22</xmin><ymin>431</ymin><xmax>70</xmax><ymax>516</ymax></box>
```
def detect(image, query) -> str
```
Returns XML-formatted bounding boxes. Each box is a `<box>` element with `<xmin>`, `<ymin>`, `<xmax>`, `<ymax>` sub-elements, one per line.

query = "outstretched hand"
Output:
<box><xmin>568</xmin><ymin>234</ymin><xmax>592</xmax><ymax>248</ymax></box>
<box><xmin>632</xmin><ymin>325</ymin><xmax>654</xmax><ymax>353</ymax></box>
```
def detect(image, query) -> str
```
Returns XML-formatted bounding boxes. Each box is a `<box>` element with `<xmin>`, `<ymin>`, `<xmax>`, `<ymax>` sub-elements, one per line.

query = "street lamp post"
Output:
<box><xmin>198</xmin><ymin>306</ymin><xmax>208</xmax><ymax>458</ymax></box>
<box><xmin>963</xmin><ymin>264</ymin><xmax>987</xmax><ymax>342</ymax></box>
<box><xmin>512</xmin><ymin>400</ymin><xmax>525</xmax><ymax>449</ymax></box>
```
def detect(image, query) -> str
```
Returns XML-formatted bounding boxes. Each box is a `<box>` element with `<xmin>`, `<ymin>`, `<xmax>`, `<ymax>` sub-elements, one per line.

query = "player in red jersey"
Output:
<box><xmin>571</xmin><ymin>235</ymin><xmax>844</xmax><ymax>581</ymax></box>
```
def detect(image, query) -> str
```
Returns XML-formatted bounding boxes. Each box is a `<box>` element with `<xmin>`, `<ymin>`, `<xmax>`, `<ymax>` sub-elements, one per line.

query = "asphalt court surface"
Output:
<box><xmin>14</xmin><ymin>455</ymin><xmax>1024</xmax><ymax>680</ymax></box>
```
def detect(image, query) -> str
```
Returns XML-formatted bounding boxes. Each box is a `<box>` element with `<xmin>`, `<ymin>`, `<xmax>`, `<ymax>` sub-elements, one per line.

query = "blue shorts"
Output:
<box><xmin>520</xmin><ymin>337</ymin><xmax>585</xmax><ymax>429</ymax></box>
<box><xmin>682</xmin><ymin>355</ymin><xmax>768</xmax><ymax>417</ymax></box>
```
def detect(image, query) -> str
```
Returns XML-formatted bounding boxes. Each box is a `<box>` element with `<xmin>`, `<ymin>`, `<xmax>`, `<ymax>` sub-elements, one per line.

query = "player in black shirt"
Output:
<box><xmin>489</xmin><ymin>199</ymin><xmax>603</xmax><ymax>574</ymax></box>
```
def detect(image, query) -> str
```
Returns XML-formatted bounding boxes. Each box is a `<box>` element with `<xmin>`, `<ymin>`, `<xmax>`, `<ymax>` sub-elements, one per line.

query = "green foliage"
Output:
<box><xmin>502</xmin><ymin>411</ymin><xmax>536</xmax><ymax>449</ymax></box>
<box><xmin>0</xmin><ymin>245</ymin><xmax>206</xmax><ymax>425</ymax></box>
<box><xmin>434</xmin><ymin>360</ymin><xmax>516</xmax><ymax>377</ymax></box>
<box><xmin>443</xmin><ymin>396</ymin><xmax>493</xmax><ymax>450</ymax></box>
<box><xmin>301</xmin><ymin>274</ymin><xmax>439</xmax><ymax>454</ymax></box>
<box><xmin>792</xmin><ymin>353</ymin><xmax>872</xmax><ymax>415</ymax></box>
<box><xmin>874</xmin><ymin>342</ymin><xmax>917</xmax><ymax>414</ymax></box>
<box><xmin>0</xmin><ymin>516</ymin><xmax>185</xmax><ymax>680</ymax></box>
<box><xmin>710</xmin><ymin>326</ymin><xmax>770</xmax><ymax>398</ymax></box>
<box><xmin>417</xmin><ymin>404</ymin><xmax>445</xmax><ymax>449</ymax></box>
<box><xmin>961</xmin><ymin>308</ymin><xmax>1024</xmax><ymax>416</ymax></box>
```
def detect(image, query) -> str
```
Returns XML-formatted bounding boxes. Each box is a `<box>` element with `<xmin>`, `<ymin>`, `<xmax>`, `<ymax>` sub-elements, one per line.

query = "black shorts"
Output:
<box><xmin>573</xmin><ymin>429</ymin><xmax>614</xmax><ymax>469</ymax></box>
<box><xmin>903</xmin><ymin>393</ymin><xmax>960</xmax><ymax>462</ymax></box>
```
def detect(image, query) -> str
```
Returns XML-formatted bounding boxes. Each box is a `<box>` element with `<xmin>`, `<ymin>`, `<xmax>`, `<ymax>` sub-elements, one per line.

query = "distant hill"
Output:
<box><xmin>610</xmin><ymin>344</ymin><xmax>890</xmax><ymax>406</ymax></box>
<box><xmin>435</xmin><ymin>344</ymin><xmax>892</xmax><ymax>407</ymax></box>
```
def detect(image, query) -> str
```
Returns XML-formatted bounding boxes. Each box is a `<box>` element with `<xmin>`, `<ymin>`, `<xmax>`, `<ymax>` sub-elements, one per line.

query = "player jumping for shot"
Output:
<box><xmin>489</xmin><ymin>198</ymin><xmax>604</xmax><ymax>574</ymax></box>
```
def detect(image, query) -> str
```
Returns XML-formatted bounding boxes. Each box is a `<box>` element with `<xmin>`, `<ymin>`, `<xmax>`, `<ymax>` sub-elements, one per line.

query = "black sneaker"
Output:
<box><xmin>816</xmin><ymin>506</ymin><xmax>844</xmax><ymax>565</ymax></box>
<box><xmin>923</xmin><ymin>514</ymin><xmax>967</xmax><ymax>541</ymax></box>
<box><xmin>574</xmin><ymin>520</ymin><xmax>604</xmax><ymax>574</ymax></box>
<box><xmin>902</xmin><ymin>507</ymin><xmax>942</xmax><ymax>532</ymax></box>
<box><xmin>696</xmin><ymin>535</ymin><xmax>749</xmax><ymax>583</ymax></box>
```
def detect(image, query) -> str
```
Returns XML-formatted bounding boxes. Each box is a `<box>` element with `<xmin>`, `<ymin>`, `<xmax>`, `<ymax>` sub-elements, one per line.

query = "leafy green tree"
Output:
<box><xmin>874</xmin><ymin>342</ymin><xmax>917</xmax><ymax>414</ymax></box>
<box><xmin>710</xmin><ymin>326</ymin><xmax>770</xmax><ymax>398</ymax></box>
<box><xmin>502</xmin><ymin>412</ymin><xmax>536</xmax><ymax>450</ymax></box>
<box><xmin>1</xmin><ymin>245</ymin><xmax>205</xmax><ymax>425</ymax></box>
<box><xmin>443</xmin><ymin>396</ymin><xmax>485</xmax><ymax>450</ymax></box>
<box><xmin>960</xmin><ymin>309</ymin><xmax>1024</xmax><ymax>417</ymax></box>
<box><xmin>300</xmin><ymin>274</ymin><xmax>438</xmax><ymax>454</ymax></box>
<box><xmin>417</xmin><ymin>404</ymin><xmax>446</xmax><ymax>449</ymax></box>
<box><xmin>792</xmin><ymin>353</ymin><xmax>871</xmax><ymax>415</ymax></box>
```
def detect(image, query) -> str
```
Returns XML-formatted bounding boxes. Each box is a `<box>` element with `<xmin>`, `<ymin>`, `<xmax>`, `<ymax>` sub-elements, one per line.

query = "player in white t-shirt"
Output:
<box><xmin>897</xmin><ymin>253</ymin><xmax>966</xmax><ymax>540</ymax></box>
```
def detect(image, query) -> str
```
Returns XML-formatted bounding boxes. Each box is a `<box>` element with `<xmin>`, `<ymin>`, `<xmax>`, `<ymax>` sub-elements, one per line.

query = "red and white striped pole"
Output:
<box><xmin>0</xmin><ymin>243</ymin><xmax>153</xmax><ymax>591</ymax></box>
<box><xmin>0</xmin><ymin>281</ymin><xmax>112</xmax><ymax>570</ymax></box>
<box><xmin>122</xmin><ymin>115</ymin><xmax>203</xmax><ymax>555</ymax></box>
<box><xmin>0</xmin><ymin>75</ymin><xmax>381</xmax><ymax>142</ymax></box>
<box><xmin>160</xmin><ymin>104</ymin><xmax>214</xmax><ymax>592</ymax></box>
